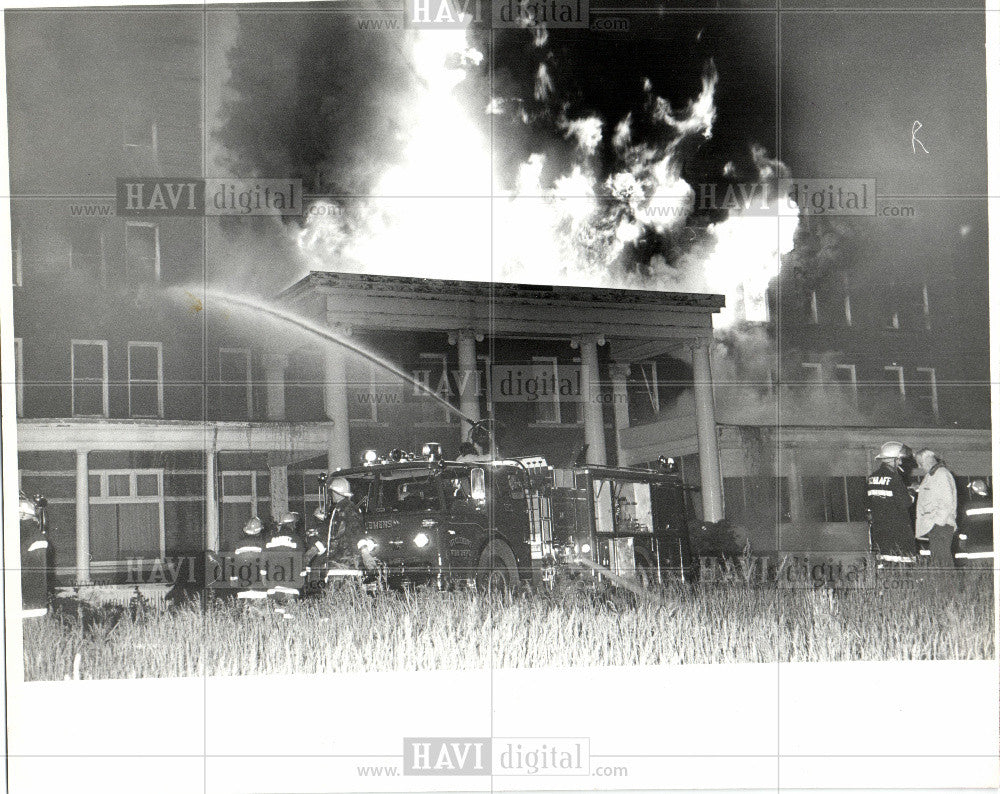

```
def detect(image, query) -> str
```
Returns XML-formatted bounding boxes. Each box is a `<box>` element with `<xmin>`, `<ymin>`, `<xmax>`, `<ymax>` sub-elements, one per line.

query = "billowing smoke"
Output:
<box><xmin>215</xmin><ymin>10</ymin><xmax>803</xmax><ymax>329</ymax></box>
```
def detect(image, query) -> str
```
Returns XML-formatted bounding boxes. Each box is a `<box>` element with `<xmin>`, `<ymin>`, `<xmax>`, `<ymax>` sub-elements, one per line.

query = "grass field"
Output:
<box><xmin>23</xmin><ymin>566</ymin><xmax>994</xmax><ymax>680</ymax></box>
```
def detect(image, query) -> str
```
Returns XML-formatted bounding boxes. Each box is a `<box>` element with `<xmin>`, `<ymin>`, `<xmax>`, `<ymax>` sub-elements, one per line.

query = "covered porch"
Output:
<box><xmin>16</xmin><ymin>419</ymin><xmax>337</xmax><ymax>584</ymax></box>
<box><xmin>278</xmin><ymin>272</ymin><xmax>728</xmax><ymax>520</ymax></box>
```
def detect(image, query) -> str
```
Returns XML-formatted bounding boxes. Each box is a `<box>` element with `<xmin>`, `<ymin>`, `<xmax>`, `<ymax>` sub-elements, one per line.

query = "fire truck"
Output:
<box><xmin>312</xmin><ymin>445</ymin><xmax>696</xmax><ymax>592</ymax></box>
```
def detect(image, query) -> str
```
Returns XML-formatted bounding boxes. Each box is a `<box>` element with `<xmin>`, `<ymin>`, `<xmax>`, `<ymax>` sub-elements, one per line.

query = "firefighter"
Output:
<box><xmin>468</xmin><ymin>419</ymin><xmax>497</xmax><ymax>459</ymax></box>
<box><xmin>456</xmin><ymin>441</ymin><xmax>479</xmax><ymax>462</ymax></box>
<box><xmin>301</xmin><ymin>524</ymin><xmax>328</xmax><ymax>594</ymax></box>
<box><xmin>326</xmin><ymin>477</ymin><xmax>363</xmax><ymax>564</ymax></box>
<box><xmin>865</xmin><ymin>441</ymin><xmax>918</xmax><ymax>562</ymax></box>
<box><xmin>20</xmin><ymin>493</ymin><xmax>51</xmax><ymax>619</ymax></box>
<box><xmin>264</xmin><ymin>511</ymin><xmax>306</xmax><ymax>615</ymax></box>
<box><xmin>232</xmin><ymin>516</ymin><xmax>269</xmax><ymax>602</ymax></box>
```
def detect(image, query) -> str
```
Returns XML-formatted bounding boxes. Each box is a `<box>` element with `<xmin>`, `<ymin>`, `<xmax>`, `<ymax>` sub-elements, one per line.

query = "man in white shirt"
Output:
<box><xmin>914</xmin><ymin>449</ymin><xmax>958</xmax><ymax>570</ymax></box>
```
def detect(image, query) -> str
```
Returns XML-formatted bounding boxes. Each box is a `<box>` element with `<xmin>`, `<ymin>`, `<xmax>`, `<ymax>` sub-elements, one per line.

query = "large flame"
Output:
<box><xmin>297</xmin><ymin>23</ymin><xmax>492</xmax><ymax>280</ymax></box>
<box><xmin>296</xmin><ymin>24</ymin><xmax>799</xmax><ymax>331</ymax></box>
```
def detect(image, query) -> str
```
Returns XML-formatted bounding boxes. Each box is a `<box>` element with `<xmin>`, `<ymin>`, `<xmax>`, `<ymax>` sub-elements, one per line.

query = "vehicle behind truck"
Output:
<box><xmin>310</xmin><ymin>446</ymin><xmax>695</xmax><ymax>593</ymax></box>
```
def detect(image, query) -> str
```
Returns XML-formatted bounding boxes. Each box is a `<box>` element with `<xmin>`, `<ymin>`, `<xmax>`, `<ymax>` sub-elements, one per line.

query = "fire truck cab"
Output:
<box><xmin>315</xmin><ymin>447</ymin><xmax>694</xmax><ymax>592</ymax></box>
<box><xmin>322</xmin><ymin>456</ymin><xmax>534</xmax><ymax>591</ymax></box>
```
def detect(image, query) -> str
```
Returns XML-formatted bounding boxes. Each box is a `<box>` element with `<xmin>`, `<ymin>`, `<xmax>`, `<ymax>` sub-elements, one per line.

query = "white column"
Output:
<box><xmin>74</xmin><ymin>449</ymin><xmax>91</xmax><ymax>585</ymax></box>
<box><xmin>610</xmin><ymin>361</ymin><xmax>631</xmax><ymax>466</ymax></box>
<box><xmin>263</xmin><ymin>353</ymin><xmax>288</xmax><ymax>421</ymax></box>
<box><xmin>573</xmin><ymin>334</ymin><xmax>607</xmax><ymax>466</ymax></box>
<box><xmin>448</xmin><ymin>329</ymin><xmax>483</xmax><ymax>426</ymax></box>
<box><xmin>269</xmin><ymin>465</ymin><xmax>289</xmax><ymax>518</ymax></box>
<box><xmin>324</xmin><ymin>308</ymin><xmax>352</xmax><ymax>471</ymax></box>
<box><xmin>205</xmin><ymin>449</ymin><xmax>219</xmax><ymax>552</ymax></box>
<box><xmin>784</xmin><ymin>448</ymin><xmax>803</xmax><ymax>522</ymax></box>
<box><xmin>691</xmin><ymin>340</ymin><xmax>724</xmax><ymax>523</ymax></box>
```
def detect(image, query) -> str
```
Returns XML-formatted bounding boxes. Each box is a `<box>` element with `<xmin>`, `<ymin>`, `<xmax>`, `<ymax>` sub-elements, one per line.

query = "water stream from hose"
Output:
<box><xmin>176</xmin><ymin>286</ymin><xmax>478</xmax><ymax>428</ymax></box>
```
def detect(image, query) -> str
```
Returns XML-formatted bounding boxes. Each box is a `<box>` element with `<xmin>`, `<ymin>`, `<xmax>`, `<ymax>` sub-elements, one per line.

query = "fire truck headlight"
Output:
<box><xmin>413</xmin><ymin>532</ymin><xmax>431</xmax><ymax>549</ymax></box>
<box><xmin>580</xmin><ymin>543</ymin><xmax>591</xmax><ymax>554</ymax></box>
<box><xmin>421</xmin><ymin>442</ymin><xmax>442</xmax><ymax>461</ymax></box>
<box><xmin>357</xmin><ymin>538</ymin><xmax>377</xmax><ymax>553</ymax></box>
<box><xmin>363</xmin><ymin>449</ymin><xmax>379</xmax><ymax>465</ymax></box>
<box><xmin>970</xmin><ymin>478</ymin><xmax>989</xmax><ymax>497</ymax></box>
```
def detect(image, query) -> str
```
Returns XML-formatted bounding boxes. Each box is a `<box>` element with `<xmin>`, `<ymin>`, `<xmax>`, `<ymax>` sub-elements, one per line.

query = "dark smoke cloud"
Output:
<box><xmin>214</xmin><ymin>6</ymin><xmax>782</xmax><ymax>278</ymax></box>
<box><xmin>216</xmin><ymin>6</ymin><xmax>418</xmax><ymax>196</ymax></box>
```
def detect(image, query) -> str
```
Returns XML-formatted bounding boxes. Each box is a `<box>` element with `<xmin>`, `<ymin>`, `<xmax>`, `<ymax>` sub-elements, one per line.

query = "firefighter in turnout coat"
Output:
<box><xmin>865</xmin><ymin>442</ymin><xmax>918</xmax><ymax>562</ymax></box>
<box><xmin>20</xmin><ymin>492</ymin><xmax>51</xmax><ymax>619</ymax></box>
<box><xmin>232</xmin><ymin>516</ymin><xmax>269</xmax><ymax>602</ymax></box>
<box><xmin>326</xmin><ymin>477</ymin><xmax>363</xmax><ymax>563</ymax></box>
<box><xmin>264</xmin><ymin>511</ymin><xmax>309</xmax><ymax>614</ymax></box>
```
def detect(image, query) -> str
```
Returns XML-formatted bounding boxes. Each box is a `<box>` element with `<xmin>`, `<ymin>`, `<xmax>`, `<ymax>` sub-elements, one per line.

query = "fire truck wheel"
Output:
<box><xmin>475</xmin><ymin>540</ymin><xmax>518</xmax><ymax>594</ymax></box>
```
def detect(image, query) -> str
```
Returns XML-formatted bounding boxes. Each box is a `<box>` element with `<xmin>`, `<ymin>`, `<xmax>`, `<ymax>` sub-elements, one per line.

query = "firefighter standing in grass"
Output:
<box><xmin>264</xmin><ymin>511</ymin><xmax>307</xmax><ymax>616</ymax></box>
<box><xmin>326</xmin><ymin>477</ymin><xmax>363</xmax><ymax>565</ymax></box>
<box><xmin>865</xmin><ymin>441</ymin><xmax>918</xmax><ymax>562</ymax></box>
<box><xmin>20</xmin><ymin>493</ymin><xmax>51</xmax><ymax>619</ymax></box>
<box><xmin>914</xmin><ymin>448</ymin><xmax>958</xmax><ymax>570</ymax></box>
<box><xmin>232</xmin><ymin>516</ymin><xmax>269</xmax><ymax>602</ymax></box>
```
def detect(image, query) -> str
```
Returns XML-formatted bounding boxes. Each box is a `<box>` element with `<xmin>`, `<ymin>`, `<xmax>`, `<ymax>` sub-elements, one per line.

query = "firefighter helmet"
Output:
<box><xmin>242</xmin><ymin>516</ymin><xmax>264</xmax><ymax>536</ymax></box>
<box><xmin>328</xmin><ymin>477</ymin><xmax>352</xmax><ymax>499</ymax></box>
<box><xmin>876</xmin><ymin>441</ymin><xmax>913</xmax><ymax>461</ymax></box>
<box><xmin>278</xmin><ymin>511</ymin><xmax>300</xmax><ymax>528</ymax></box>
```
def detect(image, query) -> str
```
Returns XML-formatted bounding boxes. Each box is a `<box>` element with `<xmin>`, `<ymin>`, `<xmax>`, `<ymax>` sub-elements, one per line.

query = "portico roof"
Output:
<box><xmin>280</xmin><ymin>271</ymin><xmax>724</xmax><ymax>347</ymax></box>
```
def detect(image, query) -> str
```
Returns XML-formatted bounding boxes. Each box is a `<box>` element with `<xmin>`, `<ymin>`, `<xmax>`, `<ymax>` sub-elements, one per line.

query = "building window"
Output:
<box><xmin>913</xmin><ymin>367</ymin><xmax>939</xmax><ymax>419</ymax></box>
<box><xmin>123</xmin><ymin>118</ymin><xmax>157</xmax><ymax>152</ymax></box>
<box><xmin>807</xmin><ymin>290</ymin><xmax>819</xmax><ymax>324</ymax></box>
<box><xmin>637</xmin><ymin>361</ymin><xmax>660</xmax><ymax>414</ymax></box>
<box><xmin>884</xmin><ymin>365</ymin><xmax>905</xmax><ymax>404</ymax></box>
<box><xmin>801</xmin><ymin>476</ymin><xmax>870</xmax><ymax>524</ymax></box>
<box><xmin>220</xmin><ymin>470</ymin><xmax>270</xmax><ymax>550</ymax></box>
<box><xmin>219</xmin><ymin>348</ymin><xmax>253</xmax><ymax>420</ymax></box>
<box><xmin>71</xmin><ymin>340</ymin><xmax>108</xmax><ymax>417</ymax></box>
<box><xmin>70</xmin><ymin>226</ymin><xmax>104</xmax><ymax>280</ymax></box>
<box><xmin>477</xmin><ymin>353</ymin><xmax>492</xmax><ymax>418</ymax></box>
<box><xmin>88</xmin><ymin>469</ymin><xmax>165</xmax><ymax>562</ymax></box>
<box><xmin>128</xmin><ymin>342</ymin><xmax>163</xmax><ymax>418</ymax></box>
<box><xmin>12</xmin><ymin>227</ymin><xmax>22</xmax><ymax>286</ymax></box>
<box><xmin>885</xmin><ymin>281</ymin><xmax>901</xmax><ymax>329</ymax></box>
<box><xmin>921</xmin><ymin>283</ymin><xmax>931</xmax><ymax>330</ymax></box>
<box><xmin>347</xmin><ymin>359</ymin><xmax>380</xmax><ymax>424</ymax></box>
<box><xmin>843</xmin><ymin>278</ymin><xmax>853</xmax><ymax>326</ymax></box>
<box><xmin>287</xmin><ymin>467</ymin><xmax>326</xmax><ymax>520</ymax></box>
<box><xmin>125</xmin><ymin>222</ymin><xmax>160</xmax><ymax>282</ymax></box>
<box><xmin>14</xmin><ymin>337</ymin><xmax>23</xmax><ymax>417</ymax></box>
<box><xmin>834</xmin><ymin>364</ymin><xmax>858</xmax><ymax>406</ymax></box>
<box><xmin>416</xmin><ymin>353</ymin><xmax>453</xmax><ymax>424</ymax></box>
<box><xmin>285</xmin><ymin>352</ymin><xmax>324</xmax><ymax>422</ymax></box>
<box><xmin>530</xmin><ymin>356</ymin><xmax>561</xmax><ymax>424</ymax></box>
<box><xmin>801</xmin><ymin>362</ymin><xmax>823</xmax><ymax>386</ymax></box>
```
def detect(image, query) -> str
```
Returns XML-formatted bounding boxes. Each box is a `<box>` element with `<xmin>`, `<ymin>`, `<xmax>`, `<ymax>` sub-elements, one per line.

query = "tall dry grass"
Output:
<box><xmin>23</xmin><ymin>566</ymin><xmax>993</xmax><ymax>680</ymax></box>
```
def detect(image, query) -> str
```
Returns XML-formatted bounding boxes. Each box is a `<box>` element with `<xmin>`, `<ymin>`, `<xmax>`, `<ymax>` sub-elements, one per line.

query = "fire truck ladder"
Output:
<box><xmin>526</xmin><ymin>490</ymin><xmax>554</xmax><ymax>562</ymax></box>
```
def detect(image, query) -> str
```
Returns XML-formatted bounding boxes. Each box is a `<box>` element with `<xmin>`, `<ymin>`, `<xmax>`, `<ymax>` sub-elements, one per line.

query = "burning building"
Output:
<box><xmin>6</xmin><ymin>8</ymin><xmax>992</xmax><ymax>585</ymax></box>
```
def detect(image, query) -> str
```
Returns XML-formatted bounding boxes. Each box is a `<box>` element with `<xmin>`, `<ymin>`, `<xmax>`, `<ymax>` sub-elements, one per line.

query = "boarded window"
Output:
<box><xmin>125</xmin><ymin>224</ymin><xmax>159</xmax><ymax>281</ymax></box>
<box><xmin>416</xmin><ymin>353</ymin><xmax>453</xmax><ymax>424</ymax></box>
<box><xmin>70</xmin><ymin>226</ymin><xmax>103</xmax><ymax>280</ymax></box>
<box><xmin>128</xmin><ymin>343</ymin><xmax>162</xmax><ymax>417</ymax></box>
<box><xmin>219</xmin><ymin>348</ymin><xmax>252</xmax><ymax>419</ymax></box>
<box><xmin>72</xmin><ymin>341</ymin><xmax>107</xmax><ymax>417</ymax></box>
<box><xmin>89</xmin><ymin>469</ymin><xmax>164</xmax><ymax>562</ymax></box>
